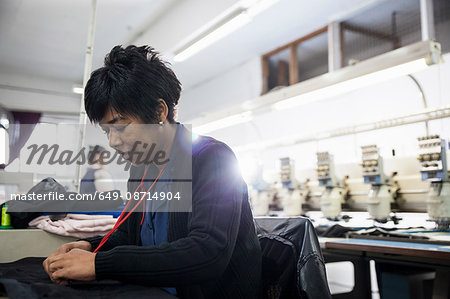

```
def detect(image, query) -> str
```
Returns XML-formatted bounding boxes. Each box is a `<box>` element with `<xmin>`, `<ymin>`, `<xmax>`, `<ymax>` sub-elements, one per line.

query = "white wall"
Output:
<box><xmin>0</xmin><ymin>72</ymin><xmax>80</xmax><ymax>114</ymax></box>
<box><xmin>177</xmin><ymin>56</ymin><xmax>262</xmax><ymax>121</ymax></box>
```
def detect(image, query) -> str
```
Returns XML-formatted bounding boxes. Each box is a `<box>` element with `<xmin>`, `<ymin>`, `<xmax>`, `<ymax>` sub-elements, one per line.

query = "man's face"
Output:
<box><xmin>99</xmin><ymin>109</ymin><xmax>164</xmax><ymax>165</ymax></box>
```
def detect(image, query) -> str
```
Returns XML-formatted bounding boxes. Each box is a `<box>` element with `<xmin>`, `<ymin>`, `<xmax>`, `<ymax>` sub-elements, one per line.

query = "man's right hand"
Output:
<box><xmin>42</xmin><ymin>241</ymin><xmax>92</xmax><ymax>283</ymax></box>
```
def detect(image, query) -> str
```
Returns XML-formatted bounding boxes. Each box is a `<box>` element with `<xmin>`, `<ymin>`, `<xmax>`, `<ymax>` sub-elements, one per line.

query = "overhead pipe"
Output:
<box><xmin>74</xmin><ymin>0</ymin><xmax>97</xmax><ymax>192</ymax></box>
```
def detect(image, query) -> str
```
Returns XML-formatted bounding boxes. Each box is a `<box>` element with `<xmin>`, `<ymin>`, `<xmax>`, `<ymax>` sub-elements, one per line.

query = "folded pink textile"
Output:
<box><xmin>28</xmin><ymin>214</ymin><xmax>117</xmax><ymax>238</ymax></box>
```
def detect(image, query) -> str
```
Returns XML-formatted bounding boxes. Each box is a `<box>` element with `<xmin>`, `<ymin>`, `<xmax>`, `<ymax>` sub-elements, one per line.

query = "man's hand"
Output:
<box><xmin>43</xmin><ymin>241</ymin><xmax>93</xmax><ymax>284</ymax></box>
<box><xmin>52</xmin><ymin>241</ymin><xmax>92</xmax><ymax>255</ymax></box>
<box><xmin>44</xmin><ymin>248</ymin><xmax>96</xmax><ymax>285</ymax></box>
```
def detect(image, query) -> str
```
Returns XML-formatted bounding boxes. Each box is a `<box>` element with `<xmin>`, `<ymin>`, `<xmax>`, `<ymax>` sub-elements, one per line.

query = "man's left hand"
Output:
<box><xmin>45</xmin><ymin>248</ymin><xmax>96</xmax><ymax>284</ymax></box>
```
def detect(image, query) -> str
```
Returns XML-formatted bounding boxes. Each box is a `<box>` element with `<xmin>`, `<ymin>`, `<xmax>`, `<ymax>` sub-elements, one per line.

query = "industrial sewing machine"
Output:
<box><xmin>278</xmin><ymin>157</ymin><xmax>304</xmax><ymax>216</ymax></box>
<box><xmin>249</xmin><ymin>156</ymin><xmax>308</xmax><ymax>216</ymax></box>
<box><xmin>418</xmin><ymin>135</ymin><xmax>450</xmax><ymax>230</ymax></box>
<box><xmin>360</xmin><ymin>145</ymin><xmax>400</xmax><ymax>223</ymax></box>
<box><xmin>247</xmin><ymin>136</ymin><xmax>449</xmax><ymax>229</ymax></box>
<box><xmin>316</xmin><ymin>152</ymin><xmax>349</xmax><ymax>220</ymax></box>
<box><xmin>247</xmin><ymin>163</ymin><xmax>272</xmax><ymax>216</ymax></box>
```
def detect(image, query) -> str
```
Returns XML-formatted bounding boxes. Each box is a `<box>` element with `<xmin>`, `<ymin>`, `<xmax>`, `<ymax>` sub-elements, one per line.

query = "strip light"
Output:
<box><xmin>174</xmin><ymin>13</ymin><xmax>250</xmax><ymax>62</ymax></box>
<box><xmin>0</xmin><ymin>128</ymin><xmax>7</xmax><ymax>165</ymax></box>
<box><xmin>72</xmin><ymin>85</ymin><xmax>84</xmax><ymax>95</ymax></box>
<box><xmin>173</xmin><ymin>0</ymin><xmax>280</xmax><ymax>62</ymax></box>
<box><xmin>193</xmin><ymin>111</ymin><xmax>253</xmax><ymax>134</ymax></box>
<box><xmin>273</xmin><ymin>58</ymin><xmax>431</xmax><ymax>110</ymax></box>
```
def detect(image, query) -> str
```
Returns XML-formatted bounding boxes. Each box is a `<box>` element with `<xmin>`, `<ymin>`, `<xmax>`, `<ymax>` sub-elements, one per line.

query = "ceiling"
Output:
<box><xmin>0</xmin><ymin>0</ymin><xmax>174</xmax><ymax>82</ymax></box>
<box><xmin>0</xmin><ymin>0</ymin><xmax>386</xmax><ymax>114</ymax></box>
<box><xmin>168</xmin><ymin>0</ymin><xmax>383</xmax><ymax>89</ymax></box>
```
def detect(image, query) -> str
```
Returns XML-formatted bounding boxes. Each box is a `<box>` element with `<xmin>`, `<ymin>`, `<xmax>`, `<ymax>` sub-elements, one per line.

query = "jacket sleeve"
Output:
<box><xmin>94</xmin><ymin>142</ymin><xmax>244</xmax><ymax>286</ymax></box>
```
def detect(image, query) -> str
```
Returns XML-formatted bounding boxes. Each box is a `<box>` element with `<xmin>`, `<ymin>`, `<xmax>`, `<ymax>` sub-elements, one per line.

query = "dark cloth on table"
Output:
<box><xmin>315</xmin><ymin>224</ymin><xmax>355</xmax><ymax>238</ymax></box>
<box><xmin>7</xmin><ymin>177</ymin><xmax>123</xmax><ymax>228</ymax></box>
<box><xmin>0</xmin><ymin>257</ymin><xmax>176</xmax><ymax>299</ymax></box>
<box><xmin>348</xmin><ymin>227</ymin><xmax>429</xmax><ymax>240</ymax></box>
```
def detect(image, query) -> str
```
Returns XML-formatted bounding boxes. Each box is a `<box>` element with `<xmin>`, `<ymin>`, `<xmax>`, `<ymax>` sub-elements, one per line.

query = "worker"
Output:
<box><xmin>42</xmin><ymin>45</ymin><xmax>262</xmax><ymax>298</ymax></box>
<box><xmin>79</xmin><ymin>145</ymin><xmax>115</xmax><ymax>194</ymax></box>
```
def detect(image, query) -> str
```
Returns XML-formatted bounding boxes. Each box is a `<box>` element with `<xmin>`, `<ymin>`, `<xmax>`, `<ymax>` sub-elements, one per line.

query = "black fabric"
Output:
<box><xmin>348</xmin><ymin>227</ymin><xmax>429</xmax><ymax>240</ymax></box>
<box><xmin>0</xmin><ymin>257</ymin><xmax>176</xmax><ymax>299</ymax></box>
<box><xmin>259</xmin><ymin>236</ymin><xmax>297</xmax><ymax>298</ymax></box>
<box><xmin>82</xmin><ymin>129</ymin><xmax>262</xmax><ymax>299</ymax></box>
<box><xmin>7</xmin><ymin>178</ymin><xmax>123</xmax><ymax>228</ymax></box>
<box><xmin>255</xmin><ymin>217</ymin><xmax>332</xmax><ymax>299</ymax></box>
<box><xmin>315</xmin><ymin>224</ymin><xmax>355</xmax><ymax>238</ymax></box>
<box><xmin>8</xmin><ymin>177</ymin><xmax>65</xmax><ymax>228</ymax></box>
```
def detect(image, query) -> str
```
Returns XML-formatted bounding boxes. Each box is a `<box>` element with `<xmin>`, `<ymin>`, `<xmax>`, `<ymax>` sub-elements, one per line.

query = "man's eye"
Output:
<box><xmin>115</xmin><ymin>125</ymin><xmax>127</xmax><ymax>132</ymax></box>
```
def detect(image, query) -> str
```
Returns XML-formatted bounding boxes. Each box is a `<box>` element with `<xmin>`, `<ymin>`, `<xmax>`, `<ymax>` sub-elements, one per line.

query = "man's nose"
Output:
<box><xmin>108</xmin><ymin>130</ymin><xmax>122</xmax><ymax>150</ymax></box>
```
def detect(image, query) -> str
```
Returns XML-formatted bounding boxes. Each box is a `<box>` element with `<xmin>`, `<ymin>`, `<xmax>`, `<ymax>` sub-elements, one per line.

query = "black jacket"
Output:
<box><xmin>255</xmin><ymin>217</ymin><xmax>332</xmax><ymax>299</ymax></box>
<box><xmin>83</xmin><ymin>128</ymin><xmax>262</xmax><ymax>299</ymax></box>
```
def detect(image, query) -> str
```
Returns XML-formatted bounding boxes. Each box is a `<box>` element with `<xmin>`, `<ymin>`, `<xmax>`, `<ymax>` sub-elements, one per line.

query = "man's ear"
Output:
<box><xmin>157</xmin><ymin>99</ymin><xmax>169</xmax><ymax>122</ymax></box>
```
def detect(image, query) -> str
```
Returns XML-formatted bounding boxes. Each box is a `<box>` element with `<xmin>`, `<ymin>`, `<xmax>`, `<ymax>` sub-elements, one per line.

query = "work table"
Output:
<box><xmin>0</xmin><ymin>229</ymin><xmax>76</xmax><ymax>262</ymax></box>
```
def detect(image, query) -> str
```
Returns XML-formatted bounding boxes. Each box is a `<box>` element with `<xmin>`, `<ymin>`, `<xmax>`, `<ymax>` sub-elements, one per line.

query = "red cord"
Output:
<box><xmin>140</xmin><ymin>185</ymin><xmax>145</xmax><ymax>226</ymax></box>
<box><xmin>93</xmin><ymin>163</ymin><xmax>166</xmax><ymax>253</ymax></box>
<box><xmin>106</xmin><ymin>162</ymin><xmax>152</xmax><ymax>230</ymax></box>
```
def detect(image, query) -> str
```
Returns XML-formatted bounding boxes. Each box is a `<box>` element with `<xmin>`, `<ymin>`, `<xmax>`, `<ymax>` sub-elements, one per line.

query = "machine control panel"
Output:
<box><xmin>280</xmin><ymin>157</ymin><xmax>295</xmax><ymax>189</ymax></box>
<box><xmin>361</xmin><ymin>145</ymin><xmax>386</xmax><ymax>185</ymax></box>
<box><xmin>418</xmin><ymin>135</ymin><xmax>448</xmax><ymax>182</ymax></box>
<box><xmin>316</xmin><ymin>152</ymin><xmax>335</xmax><ymax>187</ymax></box>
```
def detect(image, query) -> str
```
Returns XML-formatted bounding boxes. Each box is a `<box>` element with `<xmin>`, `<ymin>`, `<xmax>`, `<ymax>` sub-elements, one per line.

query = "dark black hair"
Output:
<box><xmin>84</xmin><ymin>45</ymin><xmax>181</xmax><ymax>123</ymax></box>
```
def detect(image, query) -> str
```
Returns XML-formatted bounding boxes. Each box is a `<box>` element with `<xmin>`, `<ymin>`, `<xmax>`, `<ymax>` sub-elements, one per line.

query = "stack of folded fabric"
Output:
<box><xmin>28</xmin><ymin>213</ymin><xmax>117</xmax><ymax>238</ymax></box>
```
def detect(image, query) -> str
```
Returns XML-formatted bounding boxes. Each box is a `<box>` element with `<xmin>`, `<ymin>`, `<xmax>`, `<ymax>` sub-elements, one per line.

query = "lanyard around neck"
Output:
<box><xmin>93</xmin><ymin>163</ymin><xmax>167</xmax><ymax>253</ymax></box>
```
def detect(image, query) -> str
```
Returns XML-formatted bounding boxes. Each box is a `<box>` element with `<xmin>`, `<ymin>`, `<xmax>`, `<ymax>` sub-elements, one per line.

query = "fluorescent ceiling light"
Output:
<box><xmin>173</xmin><ymin>0</ymin><xmax>280</xmax><ymax>62</ymax></box>
<box><xmin>188</xmin><ymin>40</ymin><xmax>441</xmax><ymax>133</ymax></box>
<box><xmin>193</xmin><ymin>112</ymin><xmax>253</xmax><ymax>134</ymax></box>
<box><xmin>270</xmin><ymin>41</ymin><xmax>441</xmax><ymax>110</ymax></box>
<box><xmin>273</xmin><ymin>58</ymin><xmax>431</xmax><ymax>110</ymax></box>
<box><xmin>174</xmin><ymin>12</ymin><xmax>250</xmax><ymax>62</ymax></box>
<box><xmin>0</xmin><ymin>128</ymin><xmax>8</xmax><ymax>165</ymax></box>
<box><xmin>72</xmin><ymin>85</ymin><xmax>84</xmax><ymax>94</ymax></box>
